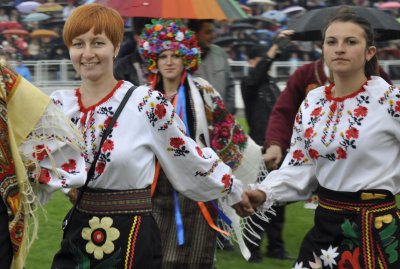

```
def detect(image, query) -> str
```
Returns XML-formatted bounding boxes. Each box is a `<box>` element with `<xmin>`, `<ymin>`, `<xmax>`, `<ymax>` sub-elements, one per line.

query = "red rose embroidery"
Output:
<box><xmin>354</xmin><ymin>106</ymin><xmax>368</xmax><ymax>117</ymax></box>
<box><xmin>395</xmin><ymin>101</ymin><xmax>400</xmax><ymax>112</ymax></box>
<box><xmin>170</xmin><ymin>137</ymin><xmax>185</xmax><ymax>149</ymax></box>
<box><xmin>308</xmin><ymin>148</ymin><xmax>319</xmax><ymax>159</ymax></box>
<box><xmin>345</xmin><ymin>127</ymin><xmax>359</xmax><ymax>139</ymax></box>
<box><xmin>95</xmin><ymin>162</ymin><xmax>106</xmax><ymax>174</ymax></box>
<box><xmin>311</xmin><ymin>107</ymin><xmax>322</xmax><ymax>117</ymax></box>
<box><xmin>33</xmin><ymin>144</ymin><xmax>50</xmax><ymax>161</ymax></box>
<box><xmin>336</xmin><ymin>147</ymin><xmax>347</xmax><ymax>159</ymax></box>
<box><xmin>211</xmin><ymin>139</ymin><xmax>224</xmax><ymax>150</ymax></box>
<box><xmin>221</xmin><ymin>174</ymin><xmax>231</xmax><ymax>189</ymax></box>
<box><xmin>102</xmin><ymin>139</ymin><xmax>114</xmax><ymax>152</ymax></box>
<box><xmin>61</xmin><ymin>159</ymin><xmax>77</xmax><ymax>172</ymax></box>
<box><xmin>293</xmin><ymin>150</ymin><xmax>304</xmax><ymax>161</ymax></box>
<box><xmin>232</xmin><ymin>132</ymin><xmax>246</xmax><ymax>144</ymax></box>
<box><xmin>304</xmin><ymin>127</ymin><xmax>314</xmax><ymax>138</ymax></box>
<box><xmin>215</xmin><ymin>122</ymin><xmax>232</xmax><ymax>138</ymax></box>
<box><xmin>338</xmin><ymin>248</ymin><xmax>361</xmax><ymax>269</ymax></box>
<box><xmin>155</xmin><ymin>103</ymin><xmax>167</xmax><ymax>119</ymax></box>
<box><xmin>39</xmin><ymin>169</ymin><xmax>51</xmax><ymax>184</ymax></box>
<box><xmin>104</xmin><ymin>116</ymin><xmax>118</xmax><ymax>129</ymax></box>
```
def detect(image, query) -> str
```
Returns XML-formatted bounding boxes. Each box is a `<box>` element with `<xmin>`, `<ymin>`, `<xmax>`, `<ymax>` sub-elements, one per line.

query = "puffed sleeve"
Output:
<box><xmin>138</xmin><ymin>89</ymin><xmax>243</xmax><ymax>206</ymax></box>
<box><xmin>252</xmin><ymin>99</ymin><xmax>318</xmax><ymax>211</ymax></box>
<box><xmin>18</xmin><ymin>101</ymin><xmax>86</xmax><ymax>204</ymax></box>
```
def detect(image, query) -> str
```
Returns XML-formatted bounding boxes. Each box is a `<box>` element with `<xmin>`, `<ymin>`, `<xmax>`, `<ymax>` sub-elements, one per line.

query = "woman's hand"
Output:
<box><xmin>232</xmin><ymin>192</ymin><xmax>254</xmax><ymax>217</ymax></box>
<box><xmin>263</xmin><ymin>144</ymin><xmax>283</xmax><ymax>171</ymax></box>
<box><xmin>66</xmin><ymin>188</ymin><xmax>78</xmax><ymax>204</ymax></box>
<box><xmin>245</xmin><ymin>190</ymin><xmax>267</xmax><ymax>209</ymax></box>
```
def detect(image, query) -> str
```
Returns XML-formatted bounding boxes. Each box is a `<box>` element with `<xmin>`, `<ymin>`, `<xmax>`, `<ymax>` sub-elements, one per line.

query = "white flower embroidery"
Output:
<box><xmin>320</xmin><ymin>245</ymin><xmax>339</xmax><ymax>269</ymax></box>
<box><xmin>309</xmin><ymin>252</ymin><xmax>322</xmax><ymax>269</ymax></box>
<box><xmin>292</xmin><ymin>261</ymin><xmax>309</xmax><ymax>269</ymax></box>
<box><xmin>81</xmin><ymin>216</ymin><xmax>120</xmax><ymax>260</ymax></box>
<box><xmin>175</xmin><ymin>31</ymin><xmax>184</xmax><ymax>41</ymax></box>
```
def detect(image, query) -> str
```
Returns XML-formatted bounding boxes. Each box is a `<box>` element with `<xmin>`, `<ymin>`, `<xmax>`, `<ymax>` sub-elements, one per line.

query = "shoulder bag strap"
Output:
<box><xmin>63</xmin><ymin>84</ymin><xmax>137</xmax><ymax>232</ymax></box>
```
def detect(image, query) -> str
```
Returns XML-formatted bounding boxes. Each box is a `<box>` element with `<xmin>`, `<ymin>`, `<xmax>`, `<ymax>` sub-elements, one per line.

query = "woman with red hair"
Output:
<box><xmin>51</xmin><ymin>4</ymin><xmax>253</xmax><ymax>269</ymax></box>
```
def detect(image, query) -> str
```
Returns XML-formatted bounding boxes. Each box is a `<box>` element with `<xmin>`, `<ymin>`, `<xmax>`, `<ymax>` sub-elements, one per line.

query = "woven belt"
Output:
<box><xmin>319</xmin><ymin>191</ymin><xmax>397</xmax><ymax>269</ymax></box>
<box><xmin>76</xmin><ymin>188</ymin><xmax>152</xmax><ymax>215</ymax></box>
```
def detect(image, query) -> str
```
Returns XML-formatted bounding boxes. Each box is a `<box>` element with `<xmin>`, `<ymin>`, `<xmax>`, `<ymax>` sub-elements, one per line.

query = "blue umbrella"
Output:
<box><xmin>261</xmin><ymin>10</ymin><xmax>288</xmax><ymax>24</ymax></box>
<box><xmin>23</xmin><ymin>12</ymin><xmax>51</xmax><ymax>22</ymax></box>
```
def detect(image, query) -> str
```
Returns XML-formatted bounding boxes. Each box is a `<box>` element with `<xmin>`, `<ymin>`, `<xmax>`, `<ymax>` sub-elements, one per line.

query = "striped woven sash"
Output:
<box><xmin>77</xmin><ymin>188</ymin><xmax>152</xmax><ymax>215</ymax></box>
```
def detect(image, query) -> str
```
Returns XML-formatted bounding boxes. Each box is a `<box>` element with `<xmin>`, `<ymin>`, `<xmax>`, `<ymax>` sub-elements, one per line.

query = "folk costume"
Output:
<box><xmin>139</xmin><ymin>19</ymin><xmax>263</xmax><ymax>268</ymax></box>
<box><xmin>254</xmin><ymin>76</ymin><xmax>400</xmax><ymax>269</ymax></box>
<box><xmin>0</xmin><ymin>63</ymin><xmax>85</xmax><ymax>269</ymax></box>
<box><xmin>50</xmin><ymin>76</ymin><xmax>246</xmax><ymax>268</ymax></box>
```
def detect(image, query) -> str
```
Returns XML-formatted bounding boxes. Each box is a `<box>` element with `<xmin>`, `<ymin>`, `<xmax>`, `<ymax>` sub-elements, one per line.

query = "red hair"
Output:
<box><xmin>63</xmin><ymin>3</ymin><xmax>124</xmax><ymax>49</ymax></box>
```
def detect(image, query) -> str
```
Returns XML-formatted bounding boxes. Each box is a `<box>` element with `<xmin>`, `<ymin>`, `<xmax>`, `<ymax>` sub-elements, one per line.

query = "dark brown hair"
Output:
<box><xmin>63</xmin><ymin>3</ymin><xmax>124</xmax><ymax>49</ymax></box>
<box><xmin>322</xmin><ymin>6</ymin><xmax>379</xmax><ymax>77</ymax></box>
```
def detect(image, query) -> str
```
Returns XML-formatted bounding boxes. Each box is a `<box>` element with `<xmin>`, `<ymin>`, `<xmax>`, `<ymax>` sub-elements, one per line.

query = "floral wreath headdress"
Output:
<box><xmin>139</xmin><ymin>19</ymin><xmax>201</xmax><ymax>74</ymax></box>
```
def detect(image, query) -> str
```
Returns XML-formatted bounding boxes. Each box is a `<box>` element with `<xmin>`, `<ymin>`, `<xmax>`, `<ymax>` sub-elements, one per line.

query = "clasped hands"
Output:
<box><xmin>231</xmin><ymin>190</ymin><xmax>267</xmax><ymax>218</ymax></box>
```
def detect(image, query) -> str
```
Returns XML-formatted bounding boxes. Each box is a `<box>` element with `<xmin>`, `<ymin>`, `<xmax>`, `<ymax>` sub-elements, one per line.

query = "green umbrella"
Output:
<box><xmin>217</xmin><ymin>0</ymin><xmax>248</xmax><ymax>19</ymax></box>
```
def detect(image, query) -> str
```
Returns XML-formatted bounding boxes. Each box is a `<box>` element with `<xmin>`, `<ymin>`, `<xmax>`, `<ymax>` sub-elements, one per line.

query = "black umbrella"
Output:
<box><xmin>288</xmin><ymin>6</ymin><xmax>400</xmax><ymax>41</ymax></box>
<box><xmin>232</xmin><ymin>40</ymin><xmax>257</xmax><ymax>48</ymax></box>
<box><xmin>230</xmin><ymin>22</ymin><xmax>257</xmax><ymax>31</ymax></box>
<box><xmin>214</xmin><ymin>36</ymin><xmax>238</xmax><ymax>46</ymax></box>
<box><xmin>236</xmin><ymin>16</ymin><xmax>277</xmax><ymax>29</ymax></box>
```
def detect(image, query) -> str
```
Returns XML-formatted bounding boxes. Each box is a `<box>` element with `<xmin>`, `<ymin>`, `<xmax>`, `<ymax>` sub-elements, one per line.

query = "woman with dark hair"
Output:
<box><xmin>247</xmin><ymin>8</ymin><xmax>400</xmax><ymax>269</ymax></box>
<box><xmin>50</xmin><ymin>4</ymin><xmax>253</xmax><ymax>269</ymax></box>
<box><xmin>139</xmin><ymin>19</ymin><xmax>263</xmax><ymax>268</ymax></box>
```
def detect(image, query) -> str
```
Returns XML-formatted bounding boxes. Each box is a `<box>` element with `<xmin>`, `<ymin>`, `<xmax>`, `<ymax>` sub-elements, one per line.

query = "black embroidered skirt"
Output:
<box><xmin>51</xmin><ymin>188</ymin><xmax>161</xmax><ymax>269</ymax></box>
<box><xmin>295</xmin><ymin>186</ymin><xmax>400</xmax><ymax>269</ymax></box>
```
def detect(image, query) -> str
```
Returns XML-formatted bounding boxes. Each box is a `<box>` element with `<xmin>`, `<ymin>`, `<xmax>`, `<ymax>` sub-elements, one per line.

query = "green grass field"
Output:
<box><xmin>25</xmin><ymin>191</ymin><xmax>315</xmax><ymax>269</ymax></box>
<box><xmin>23</xmin><ymin>118</ymin><xmax>399</xmax><ymax>268</ymax></box>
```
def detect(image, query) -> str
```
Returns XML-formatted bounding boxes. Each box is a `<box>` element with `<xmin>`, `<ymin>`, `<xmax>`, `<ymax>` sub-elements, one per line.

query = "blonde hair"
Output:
<box><xmin>63</xmin><ymin>3</ymin><xmax>124</xmax><ymax>49</ymax></box>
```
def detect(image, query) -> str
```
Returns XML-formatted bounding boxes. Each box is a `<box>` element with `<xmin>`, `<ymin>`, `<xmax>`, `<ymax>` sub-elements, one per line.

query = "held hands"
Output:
<box><xmin>245</xmin><ymin>190</ymin><xmax>267</xmax><ymax>209</ymax></box>
<box><xmin>263</xmin><ymin>144</ymin><xmax>283</xmax><ymax>171</ymax></box>
<box><xmin>232</xmin><ymin>192</ymin><xmax>254</xmax><ymax>217</ymax></box>
<box><xmin>232</xmin><ymin>190</ymin><xmax>268</xmax><ymax>217</ymax></box>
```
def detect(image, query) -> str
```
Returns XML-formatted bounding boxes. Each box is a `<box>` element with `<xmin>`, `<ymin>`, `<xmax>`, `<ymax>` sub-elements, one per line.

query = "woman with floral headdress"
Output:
<box><xmin>50</xmin><ymin>4</ymin><xmax>254</xmax><ymax>269</ymax></box>
<box><xmin>139</xmin><ymin>19</ymin><xmax>264</xmax><ymax>268</ymax></box>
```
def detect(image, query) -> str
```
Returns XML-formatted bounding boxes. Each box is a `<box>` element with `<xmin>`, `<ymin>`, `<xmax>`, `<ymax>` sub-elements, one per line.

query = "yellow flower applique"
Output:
<box><xmin>81</xmin><ymin>216</ymin><xmax>120</xmax><ymax>260</ymax></box>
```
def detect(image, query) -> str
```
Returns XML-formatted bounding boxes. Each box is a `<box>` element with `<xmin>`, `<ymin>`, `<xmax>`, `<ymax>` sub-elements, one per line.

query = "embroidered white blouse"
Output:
<box><xmin>19</xmin><ymin>102</ymin><xmax>87</xmax><ymax>204</ymax></box>
<box><xmin>257</xmin><ymin>76</ymin><xmax>400</xmax><ymax>208</ymax></box>
<box><xmin>50</xmin><ymin>80</ymin><xmax>243</xmax><ymax>206</ymax></box>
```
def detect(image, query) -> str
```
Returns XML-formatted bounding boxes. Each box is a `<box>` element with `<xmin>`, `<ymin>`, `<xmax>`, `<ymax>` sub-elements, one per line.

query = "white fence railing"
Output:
<box><xmin>11</xmin><ymin>59</ymin><xmax>400</xmax><ymax>97</ymax></box>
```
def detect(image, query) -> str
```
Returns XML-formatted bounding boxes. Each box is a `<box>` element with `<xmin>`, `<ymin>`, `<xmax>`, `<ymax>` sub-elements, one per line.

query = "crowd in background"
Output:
<box><xmin>0</xmin><ymin>0</ymin><xmax>399</xmax><ymax>63</ymax></box>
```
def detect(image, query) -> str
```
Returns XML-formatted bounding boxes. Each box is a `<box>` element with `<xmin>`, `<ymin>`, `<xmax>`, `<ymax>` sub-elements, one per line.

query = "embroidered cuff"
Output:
<box><xmin>224</xmin><ymin>177</ymin><xmax>243</xmax><ymax>206</ymax></box>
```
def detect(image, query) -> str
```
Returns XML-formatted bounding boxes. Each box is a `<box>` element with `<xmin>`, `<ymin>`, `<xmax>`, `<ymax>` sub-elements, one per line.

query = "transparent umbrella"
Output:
<box><xmin>23</xmin><ymin>13</ymin><xmax>51</xmax><ymax>22</ymax></box>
